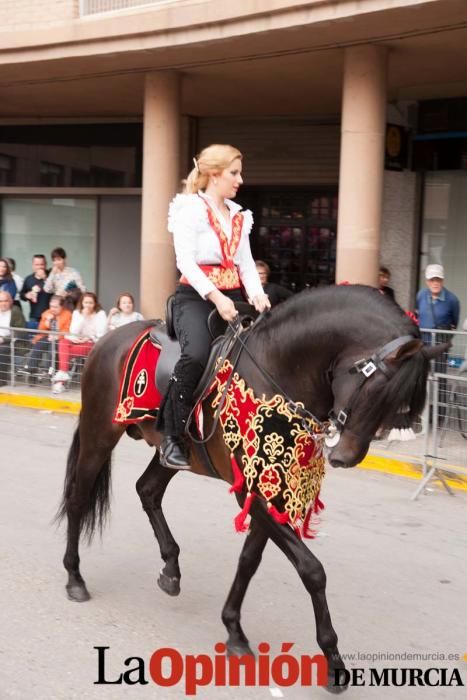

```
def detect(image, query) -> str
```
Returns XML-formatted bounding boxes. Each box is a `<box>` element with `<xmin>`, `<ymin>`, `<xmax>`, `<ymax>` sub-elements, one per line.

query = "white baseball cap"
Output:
<box><xmin>425</xmin><ymin>264</ymin><xmax>444</xmax><ymax>280</ymax></box>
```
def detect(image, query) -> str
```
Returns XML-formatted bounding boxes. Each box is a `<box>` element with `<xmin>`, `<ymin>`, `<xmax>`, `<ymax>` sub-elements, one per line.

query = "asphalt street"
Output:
<box><xmin>1</xmin><ymin>404</ymin><xmax>466</xmax><ymax>700</ymax></box>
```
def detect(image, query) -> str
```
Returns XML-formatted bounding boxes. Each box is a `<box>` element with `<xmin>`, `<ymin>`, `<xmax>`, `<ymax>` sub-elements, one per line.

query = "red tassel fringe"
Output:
<box><xmin>229</xmin><ymin>453</ymin><xmax>245</xmax><ymax>494</ymax></box>
<box><xmin>234</xmin><ymin>492</ymin><xmax>255</xmax><ymax>533</ymax></box>
<box><xmin>302</xmin><ymin>492</ymin><xmax>325</xmax><ymax>539</ymax></box>
<box><xmin>267</xmin><ymin>503</ymin><xmax>290</xmax><ymax>525</ymax></box>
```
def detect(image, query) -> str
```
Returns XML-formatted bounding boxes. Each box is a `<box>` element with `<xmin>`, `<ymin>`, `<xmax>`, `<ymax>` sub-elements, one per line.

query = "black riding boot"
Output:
<box><xmin>159</xmin><ymin>377</ymin><xmax>191</xmax><ymax>470</ymax></box>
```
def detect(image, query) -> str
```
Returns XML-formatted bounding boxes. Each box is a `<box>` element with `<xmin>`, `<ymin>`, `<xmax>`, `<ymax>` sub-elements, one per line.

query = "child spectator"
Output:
<box><xmin>378</xmin><ymin>266</ymin><xmax>395</xmax><ymax>301</ymax></box>
<box><xmin>53</xmin><ymin>292</ymin><xmax>107</xmax><ymax>393</ymax></box>
<box><xmin>23</xmin><ymin>296</ymin><xmax>72</xmax><ymax>382</ymax></box>
<box><xmin>107</xmin><ymin>292</ymin><xmax>144</xmax><ymax>330</ymax></box>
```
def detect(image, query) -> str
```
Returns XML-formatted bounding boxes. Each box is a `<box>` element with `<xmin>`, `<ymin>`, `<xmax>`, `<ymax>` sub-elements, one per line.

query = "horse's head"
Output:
<box><xmin>325</xmin><ymin>337</ymin><xmax>450</xmax><ymax>469</ymax></box>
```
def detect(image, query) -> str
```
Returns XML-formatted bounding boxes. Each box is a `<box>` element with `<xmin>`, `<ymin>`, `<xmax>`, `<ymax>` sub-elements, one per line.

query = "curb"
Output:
<box><xmin>0</xmin><ymin>392</ymin><xmax>80</xmax><ymax>415</ymax></box>
<box><xmin>1</xmin><ymin>391</ymin><xmax>466</xmax><ymax>492</ymax></box>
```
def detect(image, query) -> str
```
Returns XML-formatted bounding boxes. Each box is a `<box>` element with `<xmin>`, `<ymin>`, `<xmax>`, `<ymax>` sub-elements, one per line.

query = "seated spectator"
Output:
<box><xmin>6</xmin><ymin>257</ymin><xmax>24</xmax><ymax>307</ymax></box>
<box><xmin>22</xmin><ymin>296</ymin><xmax>72</xmax><ymax>383</ymax></box>
<box><xmin>107</xmin><ymin>293</ymin><xmax>144</xmax><ymax>330</ymax></box>
<box><xmin>20</xmin><ymin>254</ymin><xmax>52</xmax><ymax>329</ymax></box>
<box><xmin>378</xmin><ymin>266</ymin><xmax>395</xmax><ymax>301</ymax></box>
<box><xmin>53</xmin><ymin>292</ymin><xmax>107</xmax><ymax>393</ymax></box>
<box><xmin>0</xmin><ymin>291</ymin><xmax>26</xmax><ymax>386</ymax></box>
<box><xmin>44</xmin><ymin>247</ymin><xmax>86</xmax><ymax>299</ymax></box>
<box><xmin>0</xmin><ymin>258</ymin><xmax>17</xmax><ymax>301</ymax></box>
<box><xmin>255</xmin><ymin>260</ymin><xmax>293</xmax><ymax>307</ymax></box>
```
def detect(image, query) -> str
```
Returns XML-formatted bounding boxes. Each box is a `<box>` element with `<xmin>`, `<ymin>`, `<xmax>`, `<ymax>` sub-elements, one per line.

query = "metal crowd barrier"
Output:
<box><xmin>0</xmin><ymin>326</ymin><xmax>87</xmax><ymax>394</ymax></box>
<box><xmin>411</xmin><ymin>329</ymin><xmax>467</xmax><ymax>499</ymax></box>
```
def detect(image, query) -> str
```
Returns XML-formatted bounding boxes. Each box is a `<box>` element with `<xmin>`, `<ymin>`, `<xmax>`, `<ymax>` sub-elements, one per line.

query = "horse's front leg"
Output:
<box><xmin>222</xmin><ymin>517</ymin><xmax>269</xmax><ymax>656</ymax></box>
<box><xmin>250</xmin><ymin>499</ymin><xmax>348</xmax><ymax>694</ymax></box>
<box><xmin>135</xmin><ymin>452</ymin><xmax>181</xmax><ymax>596</ymax></box>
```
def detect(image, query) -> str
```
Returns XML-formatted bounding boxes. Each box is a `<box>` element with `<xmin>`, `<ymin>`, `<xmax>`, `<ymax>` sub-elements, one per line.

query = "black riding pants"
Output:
<box><xmin>161</xmin><ymin>284</ymin><xmax>244</xmax><ymax>436</ymax></box>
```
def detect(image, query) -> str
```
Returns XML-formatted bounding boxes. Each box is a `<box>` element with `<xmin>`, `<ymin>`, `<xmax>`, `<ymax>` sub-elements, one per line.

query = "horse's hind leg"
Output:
<box><xmin>249</xmin><ymin>500</ymin><xmax>347</xmax><ymax>694</ymax></box>
<box><xmin>221</xmin><ymin>518</ymin><xmax>268</xmax><ymax>656</ymax></box>
<box><xmin>60</xmin><ymin>425</ymin><xmax>122</xmax><ymax>602</ymax></box>
<box><xmin>136</xmin><ymin>452</ymin><xmax>181</xmax><ymax>597</ymax></box>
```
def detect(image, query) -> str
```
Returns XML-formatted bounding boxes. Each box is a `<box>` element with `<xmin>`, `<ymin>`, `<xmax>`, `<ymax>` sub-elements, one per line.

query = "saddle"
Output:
<box><xmin>149</xmin><ymin>297</ymin><xmax>258</xmax><ymax>400</ymax></box>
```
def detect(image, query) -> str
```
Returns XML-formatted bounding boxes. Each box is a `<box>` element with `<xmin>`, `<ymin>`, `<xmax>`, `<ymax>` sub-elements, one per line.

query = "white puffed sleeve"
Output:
<box><xmin>235</xmin><ymin>209</ymin><xmax>264</xmax><ymax>301</ymax></box>
<box><xmin>168</xmin><ymin>194</ymin><xmax>217</xmax><ymax>299</ymax></box>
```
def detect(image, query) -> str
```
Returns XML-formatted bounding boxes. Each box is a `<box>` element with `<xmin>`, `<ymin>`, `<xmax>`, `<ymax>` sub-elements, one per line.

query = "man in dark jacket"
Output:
<box><xmin>255</xmin><ymin>260</ymin><xmax>293</xmax><ymax>308</ymax></box>
<box><xmin>20</xmin><ymin>254</ymin><xmax>51</xmax><ymax>329</ymax></box>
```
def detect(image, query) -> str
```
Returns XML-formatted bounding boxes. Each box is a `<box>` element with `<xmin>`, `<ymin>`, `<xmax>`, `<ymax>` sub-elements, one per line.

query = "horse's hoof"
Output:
<box><xmin>157</xmin><ymin>572</ymin><xmax>180</xmax><ymax>597</ymax></box>
<box><xmin>325</xmin><ymin>670</ymin><xmax>349</xmax><ymax>694</ymax></box>
<box><xmin>226</xmin><ymin>643</ymin><xmax>255</xmax><ymax>658</ymax></box>
<box><xmin>66</xmin><ymin>584</ymin><xmax>91</xmax><ymax>602</ymax></box>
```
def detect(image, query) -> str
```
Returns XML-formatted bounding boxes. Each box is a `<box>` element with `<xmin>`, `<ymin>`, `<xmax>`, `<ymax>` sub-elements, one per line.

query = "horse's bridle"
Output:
<box><xmin>325</xmin><ymin>334</ymin><xmax>416</xmax><ymax>444</ymax></box>
<box><xmin>211</xmin><ymin>318</ymin><xmax>416</xmax><ymax>449</ymax></box>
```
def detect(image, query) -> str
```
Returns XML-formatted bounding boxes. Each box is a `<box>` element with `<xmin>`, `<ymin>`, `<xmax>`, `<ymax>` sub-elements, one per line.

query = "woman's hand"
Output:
<box><xmin>252</xmin><ymin>293</ymin><xmax>271</xmax><ymax>313</ymax></box>
<box><xmin>108</xmin><ymin>307</ymin><xmax>119</xmax><ymax>317</ymax></box>
<box><xmin>207</xmin><ymin>290</ymin><xmax>238</xmax><ymax>322</ymax></box>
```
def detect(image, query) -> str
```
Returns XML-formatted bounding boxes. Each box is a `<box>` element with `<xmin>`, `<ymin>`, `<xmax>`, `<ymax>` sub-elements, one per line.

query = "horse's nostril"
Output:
<box><xmin>330</xmin><ymin>459</ymin><xmax>347</xmax><ymax>469</ymax></box>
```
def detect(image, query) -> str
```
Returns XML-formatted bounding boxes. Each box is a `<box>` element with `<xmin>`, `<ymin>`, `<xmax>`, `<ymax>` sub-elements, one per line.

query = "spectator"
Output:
<box><xmin>416</xmin><ymin>263</ymin><xmax>460</xmax><ymax>426</ymax></box>
<box><xmin>416</xmin><ymin>264</ymin><xmax>459</xmax><ymax>335</ymax></box>
<box><xmin>378</xmin><ymin>265</ymin><xmax>395</xmax><ymax>301</ymax></box>
<box><xmin>22</xmin><ymin>296</ymin><xmax>72</xmax><ymax>383</ymax></box>
<box><xmin>255</xmin><ymin>260</ymin><xmax>293</xmax><ymax>307</ymax></box>
<box><xmin>6</xmin><ymin>258</ymin><xmax>24</xmax><ymax>305</ymax></box>
<box><xmin>107</xmin><ymin>292</ymin><xmax>144</xmax><ymax>330</ymax></box>
<box><xmin>0</xmin><ymin>291</ymin><xmax>26</xmax><ymax>386</ymax></box>
<box><xmin>0</xmin><ymin>258</ymin><xmax>17</xmax><ymax>300</ymax></box>
<box><xmin>53</xmin><ymin>292</ymin><xmax>107</xmax><ymax>393</ymax></box>
<box><xmin>20</xmin><ymin>254</ymin><xmax>52</xmax><ymax>329</ymax></box>
<box><xmin>44</xmin><ymin>247</ymin><xmax>86</xmax><ymax>298</ymax></box>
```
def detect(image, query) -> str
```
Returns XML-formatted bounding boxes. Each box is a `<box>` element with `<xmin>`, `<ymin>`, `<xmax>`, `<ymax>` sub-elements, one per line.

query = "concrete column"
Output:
<box><xmin>336</xmin><ymin>45</ymin><xmax>387</xmax><ymax>285</ymax></box>
<box><xmin>140</xmin><ymin>71</ymin><xmax>180</xmax><ymax>318</ymax></box>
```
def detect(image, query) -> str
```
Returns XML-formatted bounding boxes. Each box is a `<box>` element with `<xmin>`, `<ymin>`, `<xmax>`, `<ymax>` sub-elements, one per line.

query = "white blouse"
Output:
<box><xmin>67</xmin><ymin>309</ymin><xmax>108</xmax><ymax>342</ymax></box>
<box><xmin>168</xmin><ymin>191</ymin><xmax>263</xmax><ymax>300</ymax></box>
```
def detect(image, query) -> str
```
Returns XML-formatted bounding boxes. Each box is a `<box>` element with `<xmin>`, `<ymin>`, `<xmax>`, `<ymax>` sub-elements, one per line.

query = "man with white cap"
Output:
<box><xmin>416</xmin><ymin>264</ymin><xmax>459</xmax><ymax>333</ymax></box>
<box><xmin>416</xmin><ymin>263</ymin><xmax>459</xmax><ymax>427</ymax></box>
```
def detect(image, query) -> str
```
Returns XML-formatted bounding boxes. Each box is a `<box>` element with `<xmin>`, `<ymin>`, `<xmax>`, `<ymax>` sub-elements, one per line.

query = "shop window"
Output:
<box><xmin>40</xmin><ymin>161</ymin><xmax>65</xmax><ymax>187</ymax></box>
<box><xmin>0</xmin><ymin>154</ymin><xmax>16</xmax><ymax>186</ymax></box>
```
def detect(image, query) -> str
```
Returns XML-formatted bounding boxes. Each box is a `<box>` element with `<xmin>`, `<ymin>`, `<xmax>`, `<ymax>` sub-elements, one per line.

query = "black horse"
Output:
<box><xmin>56</xmin><ymin>285</ymin><xmax>444</xmax><ymax>693</ymax></box>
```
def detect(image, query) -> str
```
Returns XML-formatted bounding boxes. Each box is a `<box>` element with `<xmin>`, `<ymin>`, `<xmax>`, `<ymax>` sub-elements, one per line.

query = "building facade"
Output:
<box><xmin>1</xmin><ymin>0</ymin><xmax>467</xmax><ymax>317</ymax></box>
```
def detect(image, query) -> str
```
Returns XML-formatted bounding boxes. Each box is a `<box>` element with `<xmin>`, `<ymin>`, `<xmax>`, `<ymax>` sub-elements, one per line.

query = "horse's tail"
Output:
<box><xmin>55</xmin><ymin>415</ymin><xmax>112</xmax><ymax>542</ymax></box>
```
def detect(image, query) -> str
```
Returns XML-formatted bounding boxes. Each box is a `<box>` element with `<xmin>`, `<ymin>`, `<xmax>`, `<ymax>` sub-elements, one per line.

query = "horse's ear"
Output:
<box><xmin>421</xmin><ymin>340</ymin><xmax>452</xmax><ymax>359</ymax></box>
<box><xmin>387</xmin><ymin>339</ymin><xmax>424</xmax><ymax>363</ymax></box>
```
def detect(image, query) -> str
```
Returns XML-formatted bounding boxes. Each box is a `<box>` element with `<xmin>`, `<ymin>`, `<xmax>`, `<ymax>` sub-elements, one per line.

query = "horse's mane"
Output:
<box><xmin>254</xmin><ymin>285</ymin><xmax>427</xmax><ymax>427</ymax></box>
<box><xmin>258</xmin><ymin>284</ymin><xmax>417</xmax><ymax>343</ymax></box>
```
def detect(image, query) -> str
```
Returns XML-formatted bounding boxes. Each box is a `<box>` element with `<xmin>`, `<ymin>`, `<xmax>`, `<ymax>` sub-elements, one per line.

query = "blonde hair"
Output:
<box><xmin>183</xmin><ymin>144</ymin><xmax>242</xmax><ymax>194</ymax></box>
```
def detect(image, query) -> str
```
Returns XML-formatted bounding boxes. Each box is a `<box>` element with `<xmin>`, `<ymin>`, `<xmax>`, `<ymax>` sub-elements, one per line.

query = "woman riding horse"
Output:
<box><xmin>159</xmin><ymin>144</ymin><xmax>270</xmax><ymax>469</ymax></box>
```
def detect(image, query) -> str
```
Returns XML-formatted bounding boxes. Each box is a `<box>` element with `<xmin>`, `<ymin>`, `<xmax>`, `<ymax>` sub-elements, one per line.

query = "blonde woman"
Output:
<box><xmin>160</xmin><ymin>144</ymin><xmax>271</xmax><ymax>469</ymax></box>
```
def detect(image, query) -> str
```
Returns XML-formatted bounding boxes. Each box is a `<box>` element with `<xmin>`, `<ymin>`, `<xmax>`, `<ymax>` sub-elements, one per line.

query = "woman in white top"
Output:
<box><xmin>53</xmin><ymin>292</ymin><xmax>107</xmax><ymax>392</ymax></box>
<box><xmin>159</xmin><ymin>144</ymin><xmax>271</xmax><ymax>469</ymax></box>
<box><xmin>107</xmin><ymin>292</ymin><xmax>144</xmax><ymax>330</ymax></box>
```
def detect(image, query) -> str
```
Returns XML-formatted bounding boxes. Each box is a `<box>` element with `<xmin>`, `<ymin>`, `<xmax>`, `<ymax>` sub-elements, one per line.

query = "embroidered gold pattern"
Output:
<box><xmin>211</xmin><ymin>360</ymin><xmax>325</xmax><ymax>528</ymax></box>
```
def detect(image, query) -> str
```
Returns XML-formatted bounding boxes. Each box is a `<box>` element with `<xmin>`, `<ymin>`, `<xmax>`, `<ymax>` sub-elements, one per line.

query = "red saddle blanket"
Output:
<box><xmin>113</xmin><ymin>329</ymin><xmax>162</xmax><ymax>424</ymax></box>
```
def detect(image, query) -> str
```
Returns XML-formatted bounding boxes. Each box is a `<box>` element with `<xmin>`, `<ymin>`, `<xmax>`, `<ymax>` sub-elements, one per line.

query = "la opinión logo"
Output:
<box><xmin>94</xmin><ymin>643</ymin><xmax>328</xmax><ymax>695</ymax></box>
